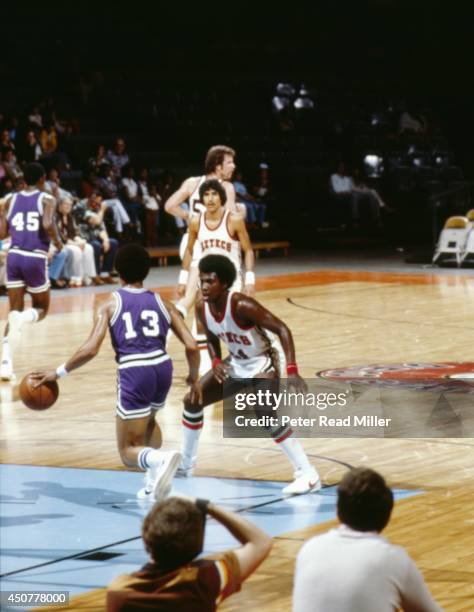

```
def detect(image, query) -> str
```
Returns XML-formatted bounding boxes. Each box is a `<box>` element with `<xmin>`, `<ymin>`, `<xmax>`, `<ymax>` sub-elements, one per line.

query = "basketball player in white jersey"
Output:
<box><xmin>179</xmin><ymin>254</ymin><xmax>321</xmax><ymax>496</ymax></box>
<box><xmin>164</xmin><ymin>145</ymin><xmax>243</xmax><ymax>315</ymax></box>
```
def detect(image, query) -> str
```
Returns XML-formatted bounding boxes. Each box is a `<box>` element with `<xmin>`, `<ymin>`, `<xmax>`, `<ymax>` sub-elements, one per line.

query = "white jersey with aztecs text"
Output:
<box><xmin>198</xmin><ymin>210</ymin><xmax>242</xmax><ymax>283</ymax></box>
<box><xmin>204</xmin><ymin>291</ymin><xmax>278</xmax><ymax>378</ymax></box>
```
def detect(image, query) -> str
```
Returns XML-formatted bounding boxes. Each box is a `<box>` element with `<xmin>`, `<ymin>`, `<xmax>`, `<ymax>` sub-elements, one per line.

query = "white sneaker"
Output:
<box><xmin>8</xmin><ymin>311</ymin><xmax>23</xmax><ymax>343</ymax></box>
<box><xmin>150</xmin><ymin>451</ymin><xmax>182</xmax><ymax>501</ymax></box>
<box><xmin>0</xmin><ymin>358</ymin><xmax>14</xmax><ymax>381</ymax></box>
<box><xmin>176</xmin><ymin>461</ymin><xmax>195</xmax><ymax>478</ymax></box>
<box><xmin>136</xmin><ymin>469</ymin><xmax>154</xmax><ymax>500</ymax></box>
<box><xmin>282</xmin><ymin>470</ymin><xmax>321</xmax><ymax>496</ymax></box>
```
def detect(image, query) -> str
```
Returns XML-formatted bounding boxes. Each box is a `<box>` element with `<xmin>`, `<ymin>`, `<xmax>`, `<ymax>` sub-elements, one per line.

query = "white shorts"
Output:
<box><xmin>228</xmin><ymin>351</ymin><xmax>278</xmax><ymax>379</ymax></box>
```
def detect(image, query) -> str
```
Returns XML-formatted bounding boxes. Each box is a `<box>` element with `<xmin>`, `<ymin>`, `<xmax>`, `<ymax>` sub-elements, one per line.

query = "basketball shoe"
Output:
<box><xmin>150</xmin><ymin>450</ymin><xmax>182</xmax><ymax>501</ymax></box>
<box><xmin>282</xmin><ymin>469</ymin><xmax>321</xmax><ymax>495</ymax></box>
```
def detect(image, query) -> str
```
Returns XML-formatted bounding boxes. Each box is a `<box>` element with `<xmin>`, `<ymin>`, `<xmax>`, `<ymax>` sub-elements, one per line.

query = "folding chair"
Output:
<box><xmin>432</xmin><ymin>216</ymin><xmax>470</xmax><ymax>267</ymax></box>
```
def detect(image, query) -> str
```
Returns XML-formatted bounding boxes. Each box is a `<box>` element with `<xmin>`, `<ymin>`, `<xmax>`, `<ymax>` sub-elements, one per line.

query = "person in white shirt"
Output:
<box><xmin>293</xmin><ymin>467</ymin><xmax>441</xmax><ymax>612</ymax></box>
<box><xmin>330</xmin><ymin>162</ymin><xmax>384</xmax><ymax>228</ymax></box>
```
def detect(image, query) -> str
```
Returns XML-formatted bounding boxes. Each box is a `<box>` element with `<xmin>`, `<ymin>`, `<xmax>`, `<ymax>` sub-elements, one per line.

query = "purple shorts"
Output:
<box><xmin>116</xmin><ymin>357</ymin><xmax>173</xmax><ymax>420</ymax></box>
<box><xmin>6</xmin><ymin>249</ymin><xmax>49</xmax><ymax>293</ymax></box>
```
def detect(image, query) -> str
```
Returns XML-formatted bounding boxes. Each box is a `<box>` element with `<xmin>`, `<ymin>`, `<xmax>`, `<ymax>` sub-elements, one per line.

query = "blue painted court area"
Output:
<box><xmin>0</xmin><ymin>464</ymin><xmax>421</xmax><ymax>604</ymax></box>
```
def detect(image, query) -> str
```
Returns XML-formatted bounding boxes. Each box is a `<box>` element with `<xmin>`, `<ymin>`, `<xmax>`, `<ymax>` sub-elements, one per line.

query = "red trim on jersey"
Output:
<box><xmin>226</xmin><ymin>210</ymin><xmax>238</xmax><ymax>240</ymax></box>
<box><xmin>204</xmin><ymin>209</ymin><xmax>226</xmax><ymax>232</ymax></box>
<box><xmin>274</xmin><ymin>429</ymin><xmax>293</xmax><ymax>444</ymax></box>
<box><xmin>230</xmin><ymin>293</ymin><xmax>254</xmax><ymax>330</ymax></box>
<box><xmin>182</xmin><ymin>420</ymin><xmax>204</xmax><ymax>430</ymax></box>
<box><xmin>209</xmin><ymin>292</ymin><xmax>229</xmax><ymax>324</ymax></box>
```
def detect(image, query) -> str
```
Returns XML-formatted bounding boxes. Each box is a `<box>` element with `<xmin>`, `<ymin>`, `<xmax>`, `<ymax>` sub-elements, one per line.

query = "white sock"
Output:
<box><xmin>1</xmin><ymin>337</ymin><xmax>11</xmax><ymax>362</ymax></box>
<box><xmin>181</xmin><ymin>407</ymin><xmax>203</xmax><ymax>467</ymax></box>
<box><xmin>19</xmin><ymin>308</ymin><xmax>39</xmax><ymax>324</ymax></box>
<box><xmin>277</xmin><ymin>435</ymin><xmax>313</xmax><ymax>473</ymax></box>
<box><xmin>137</xmin><ymin>447</ymin><xmax>163</xmax><ymax>470</ymax></box>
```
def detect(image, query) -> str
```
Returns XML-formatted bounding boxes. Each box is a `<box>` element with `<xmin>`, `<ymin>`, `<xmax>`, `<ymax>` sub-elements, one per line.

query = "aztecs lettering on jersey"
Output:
<box><xmin>200</xmin><ymin>238</ymin><xmax>232</xmax><ymax>253</ymax></box>
<box><xmin>218</xmin><ymin>331</ymin><xmax>251</xmax><ymax>346</ymax></box>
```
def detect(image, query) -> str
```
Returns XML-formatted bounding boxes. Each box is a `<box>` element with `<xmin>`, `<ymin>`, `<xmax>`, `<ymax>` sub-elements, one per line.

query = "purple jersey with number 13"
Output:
<box><xmin>7</xmin><ymin>190</ymin><xmax>50</xmax><ymax>253</ymax></box>
<box><xmin>109</xmin><ymin>288</ymin><xmax>171</xmax><ymax>362</ymax></box>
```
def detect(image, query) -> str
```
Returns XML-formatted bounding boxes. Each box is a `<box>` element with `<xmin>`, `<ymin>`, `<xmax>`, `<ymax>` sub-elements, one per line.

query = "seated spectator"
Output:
<box><xmin>330</xmin><ymin>162</ymin><xmax>383</xmax><ymax>228</ymax></box>
<box><xmin>2</xmin><ymin>149</ymin><xmax>23</xmax><ymax>180</ymax></box>
<box><xmin>1</xmin><ymin>129</ymin><xmax>15</xmax><ymax>152</ymax></box>
<box><xmin>106</xmin><ymin>137</ymin><xmax>130</xmax><ymax>178</ymax></box>
<box><xmin>96</xmin><ymin>163</ymin><xmax>131</xmax><ymax>236</ymax></box>
<box><xmin>57</xmin><ymin>196</ymin><xmax>101</xmax><ymax>286</ymax></box>
<box><xmin>138</xmin><ymin>167</ymin><xmax>161</xmax><ymax>246</ymax></box>
<box><xmin>121</xmin><ymin>164</ymin><xmax>145</xmax><ymax>237</ymax></box>
<box><xmin>39</xmin><ymin>123</ymin><xmax>58</xmax><ymax>157</ymax></box>
<box><xmin>21</xmin><ymin>130</ymin><xmax>43</xmax><ymax>163</ymax></box>
<box><xmin>44</xmin><ymin>168</ymin><xmax>75</xmax><ymax>201</ymax></box>
<box><xmin>399</xmin><ymin>108</ymin><xmax>427</xmax><ymax>135</ymax></box>
<box><xmin>48</xmin><ymin>243</ymin><xmax>71</xmax><ymax>289</ymax></box>
<box><xmin>252</xmin><ymin>162</ymin><xmax>273</xmax><ymax>227</ymax></box>
<box><xmin>107</xmin><ymin>496</ymin><xmax>272</xmax><ymax>611</ymax></box>
<box><xmin>88</xmin><ymin>144</ymin><xmax>107</xmax><ymax>172</ymax></box>
<box><xmin>28</xmin><ymin>106</ymin><xmax>43</xmax><ymax>129</ymax></box>
<box><xmin>75</xmin><ymin>192</ymin><xmax>118</xmax><ymax>283</ymax></box>
<box><xmin>233</xmin><ymin>169</ymin><xmax>267</xmax><ymax>228</ymax></box>
<box><xmin>293</xmin><ymin>468</ymin><xmax>441</xmax><ymax>612</ymax></box>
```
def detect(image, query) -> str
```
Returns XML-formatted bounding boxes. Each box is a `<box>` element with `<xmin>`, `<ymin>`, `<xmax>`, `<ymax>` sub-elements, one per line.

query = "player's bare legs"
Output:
<box><xmin>116</xmin><ymin>415</ymin><xmax>181</xmax><ymax>501</ymax></box>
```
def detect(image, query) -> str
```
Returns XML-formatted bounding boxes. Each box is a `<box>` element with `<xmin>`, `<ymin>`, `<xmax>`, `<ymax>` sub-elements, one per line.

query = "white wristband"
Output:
<box><xmin>178</xmin><ymin>269</ymin><xmax>189</xmax><ymax>285</ymax></box>
<box><xmin>245</xmin><ymin>271</ymin><xmax>256</xmax><ymax>285</ymax></box>
<box><xmin>56</xmin><ymin>363</ymin><xmax>68</xmax><ymax>378</ymax></box>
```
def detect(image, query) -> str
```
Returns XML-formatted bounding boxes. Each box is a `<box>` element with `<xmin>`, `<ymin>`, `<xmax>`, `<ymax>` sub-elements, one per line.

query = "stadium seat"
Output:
<box><xmin>432</xmin><ymin>216</ymin><xmax>471</xmax><ymax>267</ymax></box>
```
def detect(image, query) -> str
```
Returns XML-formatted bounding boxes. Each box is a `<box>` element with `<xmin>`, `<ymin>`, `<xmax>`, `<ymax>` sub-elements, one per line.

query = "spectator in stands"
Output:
<box><xmin>28</xmin><ymin>106</ymin><xmax>43</xmax><ymax>129</ymax></box>
<box><xmin>57</xmin><ymin>196</ymin><xmax>101</xmax><ymax>286</ymax></box>
<box><xmin>233</xmin><ymin>169</ymin><xmax>267</xmax><ymax>228</ymax></box>
<box><xmin>45</xmin><ymin>168</ymin><xmax>75</xmax><ymax>201</ymax></box>
<box><xmin>8</xmin><ymin>117</ymin><xmax>20</xmax><ymax>144</ymax></box>
<box><xmin>96</xmin><ymin>163</ymin><xmax>131</xmax><ymax>236</ymax></box>
<box><xmin>106</xmin><ymin>137</ymin><xmax>130</xmax><ymax>178</ymax></box>
<box><xmin>121</xmin><ymin>164</ymin><xmax>144</xmax><ymax>236</ymax></box>
<box><xmin>330</xmin><ymin>162</ymin><xmax>383</xmax><ymax>228</ymax></box>
<box><xmin>252</xmin><ymin>162</ymin><xmax>272</xmax><ymax>226</ymax></box>
<box><xmin>75</xmin><ymin>192</ymin><xmax>118</xmax><ymax>283</ymax></box>
<box><xmin>138</xmin><ymin>167</ymin><xmax>161</xmax><ymax>246</ymax></box>
<box><xmin>88</xmin><ymin>144</ymin><xmax>108</xmax><ymax>172</ymax></box>
<box><xmin>21</xmin><ymin>130</ymin><xmax>43</xmax><ymax>163</ymax></box>
<box><xmin>399</xmin><ymin>107</ymin><xmax>427</xmax><ymax>135</ymax></box>
<box><xmin>48</xmin><ymin>242</ymin><xmax>71</xmax><ymax>290</ymax></box>
<box><xmin>107</xmin><ymin>496</ymin><xmax>272</xmax><ymax>611</ymax></box>
<box><xmin>293</xmin><ymin>467</ymin><xmax>441</xmax><ymax>612</ymax></box>
<box><xmin>2</xmin><ymin>149</ymin><xmax>23</xmax><ymax>180</ymax></box>
<box><xmin>1</xmin><ymin>129</ymin><xmax>15</xmax><ymax>152</ymax></box>
<box><xmin>39</xmin><ymin>122</ymin><xmax>59</xmax><ymax>157</ymax></box>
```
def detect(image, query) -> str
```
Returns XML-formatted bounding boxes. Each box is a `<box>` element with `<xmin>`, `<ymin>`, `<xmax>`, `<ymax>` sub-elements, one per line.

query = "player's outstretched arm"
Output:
<box><xmin>30</xmin><ymin>300</ymin><xmax>112</xmax><ymax>386</ymax></box>
<box><xmin>163</xmin><ymin>299</ymin><xmax>202</xmax><ymax>403</ymax></box>
<box><xmin>164</xmin><ymin>177</ymin><xmax>195</xmax><ymax>220</ymax></box>
<box><xmin>195</xmin><ymin>301</ymin><xmax>229</xmax><ymax>383</ymax></box>
<box><xmin>42</xmin><ymin>194</ymin><xmax>63</xmax><ymax>251</ymax></box>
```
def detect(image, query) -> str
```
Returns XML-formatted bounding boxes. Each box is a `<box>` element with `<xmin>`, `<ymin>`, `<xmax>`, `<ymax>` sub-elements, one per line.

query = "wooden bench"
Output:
<box><xmin>147</xmin><ymin>241</ymin><xmax>290</xmax><ymax>266</ymax></box>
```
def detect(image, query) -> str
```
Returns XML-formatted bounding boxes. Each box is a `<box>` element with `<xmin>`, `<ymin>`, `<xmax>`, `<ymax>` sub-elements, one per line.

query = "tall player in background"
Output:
<box><xmin>165</xmin><ymin>146</ymin><xmax>245</xmax><ymax>372</ymax></box>
<box><xmin>32</xmin><ymin>244</ymin><xmax>202</xmax><ymax>501</ymax></box>
<box><xmin>0</xmin><ymin>163</ymin><xmax>63</xmax><ymax>381</ymax></box>
<box><xmin>180</xmin><ymin>254</ymin><xmax>320</xmax><ymax>496</ymax></box>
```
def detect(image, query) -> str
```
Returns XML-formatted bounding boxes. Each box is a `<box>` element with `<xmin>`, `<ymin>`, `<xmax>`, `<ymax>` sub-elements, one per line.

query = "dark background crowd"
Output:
<box><xmin>1</xmin><ymin>1</ymin><xmax>473</xmax><ymax>255</ymax></box>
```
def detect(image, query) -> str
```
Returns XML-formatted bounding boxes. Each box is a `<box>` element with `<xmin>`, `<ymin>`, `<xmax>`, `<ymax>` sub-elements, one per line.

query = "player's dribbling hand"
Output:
<box><xmin>287</xmin><ymin>374</ymin><xmax>307</xmax><ymax>394</ymax></box>
<box><xmin>177</xmin><ymin>284</ymin><xmax>186</xmax><ymax>298</ymax></box>
<box><xmin>213</xmin><ymin>362</ymin><xmax>230</xmax><ymax>384</ymax></box>
<box><xmin>189</xmin><ymin>381</ymin><xmax>203</xmax><ymax>405</ymax></box>
<box><xmin>30</xmin><ymin>370</ymin><xmax>58</xmax><ymax>387</ymax></box>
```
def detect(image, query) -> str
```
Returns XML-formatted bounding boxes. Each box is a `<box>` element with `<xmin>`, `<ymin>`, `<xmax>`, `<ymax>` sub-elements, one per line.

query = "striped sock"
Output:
<box><xmin>137</xmin><ymin>447</ymin><xmax>162</xmax><ymax>471</ymax></box>
<box><xmin>181</xmin><ymin>408</ymin><xmax>204</xmax><ymax>468</ymax></box>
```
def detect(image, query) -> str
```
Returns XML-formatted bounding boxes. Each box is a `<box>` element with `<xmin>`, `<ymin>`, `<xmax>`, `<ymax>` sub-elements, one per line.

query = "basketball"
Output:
<box><xmin>19</xmin><ymin>374</ymin><xmax>59</xmax><ymax>410</ymax></box>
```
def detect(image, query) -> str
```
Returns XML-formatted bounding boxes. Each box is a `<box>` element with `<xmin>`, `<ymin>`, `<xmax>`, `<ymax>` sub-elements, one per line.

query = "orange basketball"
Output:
<box><xmin>19</xmin><ymin>374</ymin><xmax>59</xmax><ymax>410</ymax></box>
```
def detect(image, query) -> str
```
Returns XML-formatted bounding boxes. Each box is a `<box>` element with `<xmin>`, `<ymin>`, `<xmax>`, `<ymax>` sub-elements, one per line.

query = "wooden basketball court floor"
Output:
<box><xmin>0</xmin><ymin>254</ymin><xmax>473</xmax><ymax>611</ymax></box>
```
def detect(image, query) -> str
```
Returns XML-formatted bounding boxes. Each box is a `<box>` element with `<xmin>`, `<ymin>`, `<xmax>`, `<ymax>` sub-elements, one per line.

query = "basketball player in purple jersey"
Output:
<box><xmin>0</xmin><ymin>163</ymin><xmax>63</xmax><ymax>381</ymax></box>
<box><xmin>32</xmin><ymin>244</ymin><xmax>202</xmax><ymax>501</ymax></box>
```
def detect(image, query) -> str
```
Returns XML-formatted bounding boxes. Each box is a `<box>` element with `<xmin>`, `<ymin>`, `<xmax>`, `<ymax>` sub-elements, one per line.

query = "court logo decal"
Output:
<box><xmin>317</xmin><ymin>362</ymin><xmax>474</xmax><ymax>394</ymax></box>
